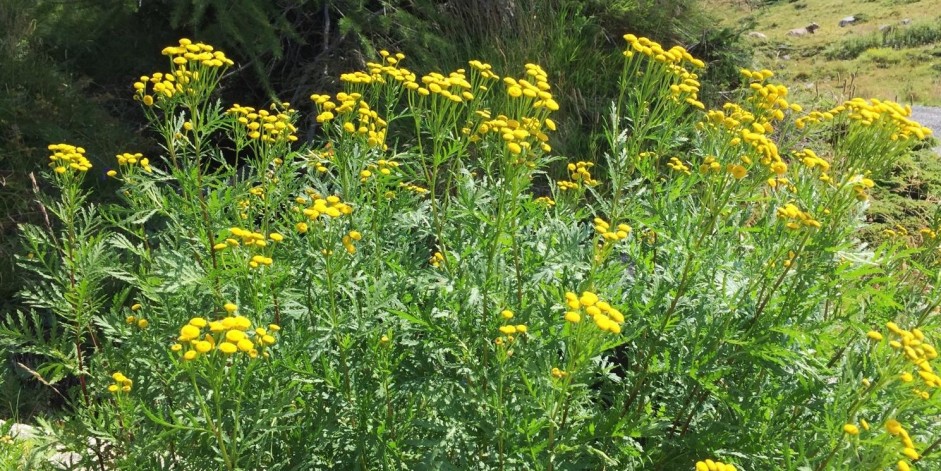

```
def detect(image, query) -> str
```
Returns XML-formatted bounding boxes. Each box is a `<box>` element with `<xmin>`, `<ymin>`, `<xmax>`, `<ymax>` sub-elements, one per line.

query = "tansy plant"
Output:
<box><xmin>3</xmin><ymin>35</ymin><xmax>939</xmax><ymax>470</ymax></box>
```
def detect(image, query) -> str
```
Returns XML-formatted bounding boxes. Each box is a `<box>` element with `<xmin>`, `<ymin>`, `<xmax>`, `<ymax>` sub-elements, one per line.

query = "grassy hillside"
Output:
<box><xmin>707</xmin><ymin>0</ymin><xmax>941</xmax><ymax>105</ymax></box>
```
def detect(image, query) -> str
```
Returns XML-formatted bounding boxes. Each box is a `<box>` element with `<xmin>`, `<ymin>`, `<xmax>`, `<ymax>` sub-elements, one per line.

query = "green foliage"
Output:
<box><xmin>4</xmin><ymin>36</ymin><xmax>940</xmax><ymax>470</ymax></box>
<box><xmin>825</xmin><ymin>19</ymin><xmax>941</xmax><ymax>60</ymax></box>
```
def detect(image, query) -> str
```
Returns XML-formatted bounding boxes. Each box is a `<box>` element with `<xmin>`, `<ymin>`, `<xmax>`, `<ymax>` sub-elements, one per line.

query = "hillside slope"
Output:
<box><xmin>706</xmin><ymin>0</ymin><xmax>941</xmax><ymax>105</ymax></box>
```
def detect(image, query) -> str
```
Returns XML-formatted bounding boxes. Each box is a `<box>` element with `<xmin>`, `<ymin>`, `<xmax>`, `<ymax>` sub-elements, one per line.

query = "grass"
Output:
<box><xmin>704</xmin><ymin>0</ymin><xmax>941</xmax><ymax>105</ymax></box>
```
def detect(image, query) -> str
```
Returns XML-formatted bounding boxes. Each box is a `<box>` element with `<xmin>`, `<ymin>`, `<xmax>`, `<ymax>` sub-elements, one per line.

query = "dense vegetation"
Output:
<box><xmin>3</xmin><ymin>1</ymin><xmax>941</xmax><ymax>470</ymax></box>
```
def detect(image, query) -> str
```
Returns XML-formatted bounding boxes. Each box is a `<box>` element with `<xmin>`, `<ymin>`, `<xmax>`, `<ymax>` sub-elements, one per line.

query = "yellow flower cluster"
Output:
<box><xmin>161</xmin><ymin>38</ymin><xmax>233</xmax><ymax>68</ymax></box>
<box><xmin>495</xmin><ymin>309</ymin><xmax>527</xmax><ymax>345</ymax></box>
<box><xmin>623</xmin><ymin>34</ymin><xmax>705</xmax><ymax>109</ymax></box>
<box><xmin>214</xmin><ymin>227</ymin><xmax>281</xmax><ymax>268</ymax></box>
<box><xmin>849</xmin><ymin>174</ymin><xmax>876</xmax><ymax>201</ymax></box>
<box><xmin>108</xmin><ymin>372</ymin><xmax>133</xmax><ymax>394</ymax></box>
<box><xmin>667</xmin><ymin>157</ymin><xmax>691</xmax><ymax>175</ymax></box>
<box><xmin>795</xmin><ymin>98</ymin><xmax>933</xmax><ymax>141</ymax></box>
<box><xmin>885</xmin><ymin>419</ymin><xmax>921</xmax><ymax>468</ymax></box>
<box><xmin>48</xmin><ymin>143</ymin><xmax>92</xmax><ymax>174</ymax></box>
<box><xmin>220</xmin><ymin>227</ymin><xmax>281</xmax><ymax>249</ymax></box>
<box><xmin>741</xmin><ymin>68</ymin><xmax>801</xmax><ymax>123</ymax></box>
<box><xmin>341</xmin><ymin>230</ymin><xmax>362</xmax><ymax>254</ymax></box>
<box><xmin>477</xmin><ymin>113</ymin><xmax>554</xmax><ymax>158</ymax></box>
<box><xmin>503</xmin><ymin>64</ymin><xmax>559</xmax><ymax>111</ymax></box>
<box><xmin>341</xmin><ymin>50</ymin><xmax>418</xmax><ymax>85</ymax></box>
<box><xmin>884</xmin><ymin>322</ymin><xmax>940</xmax><ymax>391</ymax></box>
<box><xmin>557</xmin><ymin>161</ymin><xmax>599</xmax><ymax>189</ymax></box>
<box><xmin>840</xmin><ymin>98</ymin><xmax>932</xmax><ymax>140</ymax></box>
<box><xmin>125</xmin><ymin>314</ymin><xmax>149</xmax><ymax>329</ymax></box>
<box><xmin>469</xmin><ymin>60</ymin><xmax>499</xmax><ymax>80</ymax></box>
<box><xmin>794</xmin><ymin>148</ymin><xmax>831</xmax><ymax>179</ymax></box>
<box><xmin>694</xmin><ymin>458</ymin><xmax>736</xmax><ymax>471</ymax></box>
<box><xmin>551</xmin><ymin>367</ymin><xmax>569</xmax><ymax>379</ymax></box>
<box><xmin>311</xmin><ymin>92</ymin><xmax>388</xmax><ymax>149</ymax></box>
<box><xmin>173</xmin><ymin>311</ymin><xmax>278</xmax><ymax>361</ymax></box>
<box><xmin>593</xmin><ymin>217</ymin><xmax>631</xmax><ymax>243</ymax></box>
<box><xmin>400</xmin><ymin>182</ymin><xmax>430</xmax><ymax>195</ymax></box>
<box><xmin>360</xmin><ymin>159</ymin><xmax>400</xmax><ymax>182</ymax></box>
<box><xmin>534</xmin><ymin>196</ymin><xmax>555</xmax><ymax>207</ymax></box>
<box><xmin>623</xmin><ymin>34</ymin><xmax>705</xmax><ymax>69</ymax></box>
<box><xmin>414</xmin><ymin>69</ymin><xmax>474</xmax><ymax>102</ymax></box>
<box><xmin>775</xmin><ymin>203</ymin><xmax>821</xmax><ymax>230</ymax></box>
<box><xmin>227</xmin><ymin>103</ymin><xmax>299</xmax><ymax>143</ymax></box>
<box><xmin>563</xmin><ymin>291</ymin><xmax>624</xmax><ymax>334</ymax></box>
<box><xmin>114</xmin><ymin>152</ymin><xmax>152</xmax><ymax>174</ymax></box>
<box><xmin>132</xmin><ymin>71</ymin><xmax>195</xmax><ymax>106</ymax></box>
<box><xmin>429</xmin><ymin>251</ymin><xmax>445</xmax><ymax>267</ymax></box>
<box><xmin>701</xmin><ymin>102</ymin><xmax>785</xmax><ymax>178</ymax></box>
<box><xmin>301</xmin><ymin>195</ymin><xmax>353</xmax><ymax>220</ymax></box>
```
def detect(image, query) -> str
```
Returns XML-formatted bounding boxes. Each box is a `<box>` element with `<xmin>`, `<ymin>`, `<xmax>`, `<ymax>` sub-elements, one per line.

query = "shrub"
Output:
<box><xmin>2</xmin><ymin>36</ymin><xmax>939</xmax><ymax>470</ymax></box>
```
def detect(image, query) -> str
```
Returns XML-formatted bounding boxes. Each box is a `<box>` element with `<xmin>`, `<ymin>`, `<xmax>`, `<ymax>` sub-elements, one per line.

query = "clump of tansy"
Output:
<box><xmin>563</xmin><ymin>291</ymin><xmax>624</xmax><ymax>334</ymax></box>
<box><xmin>593</xmin><ymin>217</ymin><xmax>631</xmax><ymax>244</ymax></box>
<box><xmin>48</xmin><ymin>143</ymin><xmax>92</xmax><ymax>174</ymax></box>
<box><xmin>885</xmin><ymin>418</ymin><xmax>922</xmax><ymax>468</ymax></box>
<box><xmin>108</xmin><ymin>372</ymin><xmax>133</xmax><ymax>394</ymax></box>
<box><xmin>495</xmin><ymin>309</ymin><xmax>527</xmax><ymax>346</ymax></box>
<box><xmin>695</xmin><ymin>458</ymin><xmax>736</xmax><ymax>471</ymax></box>
<box><xmin>429</xmin><ymin>251</ymin><xmax>445</xmax><ymax>267</ymax></box>
<box><xmin>342</xmin><ymin>230</ymin><xmax>363</xmax><ymax>254</ymax></box>
<box><xmin>172</xmin><ymin>310</ymin><xmax>279</xmax><ymax>361</ymax></box>
<box><xmin>883</xmin><ymin>322</ymin><xmax>940</xmax><ymax>392</ymax></box>
<box><xmin>115</xmin><ymin>152</ymin><xmax>153</xmax><ymax>173</ymax></box>
<box><xmin>301</xmin><ymin>195</ymin><xmax>354</xmax><ymax>220</ymax></box>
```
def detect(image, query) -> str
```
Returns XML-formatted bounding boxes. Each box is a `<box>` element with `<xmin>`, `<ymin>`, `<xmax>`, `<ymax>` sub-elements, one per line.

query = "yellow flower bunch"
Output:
<box><xmin>622</xmin><ymin>34</ymin><xmax>705</xmax><ymax>109</ymax></box>
<box><xmin>132</xmin><ymin>71</ymin><xmax>192</xmax><ymax>106</ymax></box>
<box><xmin>429</xmin><ymin>251</ymin><xmax>445</xmax><ymax>267</ymax></box>
<box><xmin>534</xmin><ymin>196</ymin><xmax>555</xmax><ymax>207</ymax></box>
<box><xmin>396</xmin><ymin>182</ymin><xmax>427</xmax><ymax>195</ymax></box>
<box><xmin>114</xmin><ymin>152</ymin><xmax>152</xmax><ymax>174</ymax></box>
<box><xmin>468</xmin><ymin>59</ymin><xmax>499</xmax><ymax>80</ymax></box>
<box><xmin>173</xmin><ymin>314</ymin><xmax>278</xmax><ymax>361</ymax></box>
<box><xmin>108</xmin><ymin>372</ymin><xmax>133</xmax><ymax>394</ymax></box>
<box><xmin>839</xmin><ymin>98</ymin><xmax>932</xmax><ymax>140</ymax></box>
<box><xmin>884</xmin><ymin>322</ymin><xmax>940</xmax><ymax>390</ymax></box>
<box><xmin>301</xmin><ymin>195</ymin><xmax>353</xmax><ymax>220</ymax></box>
<box><xmin>503</xmin><ymin>63</ymin><xmax>559</xmax><ymax>111</ymax></box>
<box><xmin>667</xmin><ymin>157</ymin><xmax>691</xmax><ymax>175</ymax></box>
<box><xmin>133</xmin><ymin>39</ymin><xmax>232</xmax><ymax>107</ymax></box>
<box><xmin>885</xmin><ymin>418</ymin><xmax>921</xmax><ymax>467</ymax></box>
<box><xmin>848</xmin><ymin>174</ymin><xmax>876</xmax><ymax>201</ymax></box>
<box><xmin>593</xmin><ymin>217</ymin><xmax>631</xmax><ymax>244</ymax></box>
<box><xmin>623</xmin><ymin>34</ymin><xmax>705</xmax><ymax>69</ymax></box>
<box><xmin>495</xmin><ymin>309</ymin><xmax>527</xmax><ymax>345</ymax></box>
<box><xmin>551</xmin><ymin>367</ymin><xmax>568</xmax><ymax>379</ymax></box>
<box><xmin>340</xmin><ymin>51</ymin><xmax>416</xmax><ymax>86</ymax></box>
<box><xmin>360</xmin><ymin>159</ymin><xmax>400</xmax><ymax>182</ymax></box>
<box><xmin>160</xmin><ymin>38</ymin><xmax>233</xmax><ymax>68</ymax></box>
<box><xmin>740</xmin><ymin>68</ymin><xmax>801</xmax><ymax>123</ymax></box>
<box><xmin>341</xmin><ymin>230</ymin><xmax>362</xmax><ymax>254</ymax></box>
<box><xmin>47</xmin><ymin>143</ymin><xmax>92</xmax><ymax>174</ymax></box>
<box><xmin>775</xmin><ymin>203</ymin><xmax>821</xmax><ymax>230</ymax></box>
<box><xmin>419</xmin><ymin>69</ymin><xmax>476</xmax><ymax>102</ymax></box>
<box><xmin>694</xmin><ymin>458</ymin><xmax>736</xmax><ymax>471</ymax></box>
<box><xmin>565</xmin><ymin>161</ymin><xmax>600</xmax><ymax>187</ymax></box>
<box><xmin>563</xmin><ymin>291</ymin><xmax>625</xmax><ymax>334</ymax></box>
<box><xmin>227</xmin><ymin>103</ymin><xmax>299</xmax><ymax>143</ymax></box>
<box><xmin>477</xmin><ymin>114</ymin><xmax>554</xmax><ymax>157</ymax></box>
<box><xmin>125</xmin><ymin>315</ymin><xmax>149</xmax><ymax>329</ymax></box>
<box><xmin>311</xmin><ymin>92</ymin><xmax>388</xmax><ymax>149</ymax></box>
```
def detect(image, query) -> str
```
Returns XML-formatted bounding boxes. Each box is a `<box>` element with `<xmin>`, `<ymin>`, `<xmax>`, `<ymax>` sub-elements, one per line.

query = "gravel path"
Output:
<box><xmin>910</xmin><ymin>105</ymin><xmax>941</xmax><ymax>154</ymax></box>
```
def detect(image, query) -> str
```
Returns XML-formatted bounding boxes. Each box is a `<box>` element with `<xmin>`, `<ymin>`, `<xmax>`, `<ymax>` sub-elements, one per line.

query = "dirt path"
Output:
<box><xmin>910</xmin><ymin>105</ymin><xmax>941</xmax><ymax>154</ymax></box>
